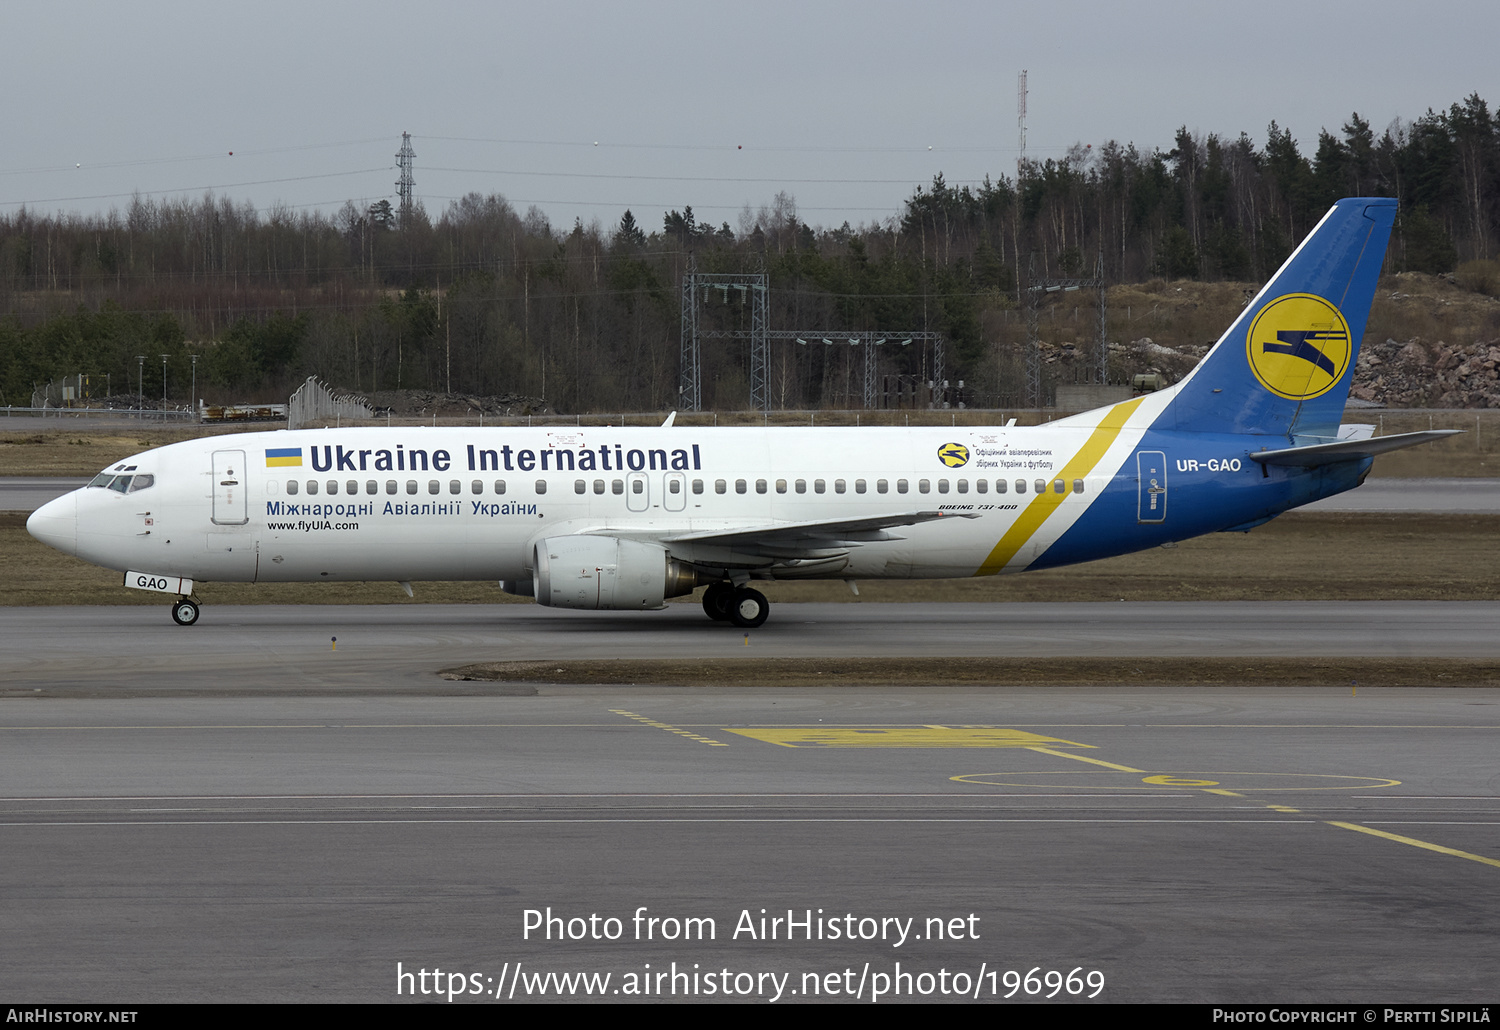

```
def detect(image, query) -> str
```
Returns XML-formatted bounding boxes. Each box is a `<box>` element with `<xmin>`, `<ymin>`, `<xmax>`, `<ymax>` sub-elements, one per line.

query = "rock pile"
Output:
<box><xmin>1065</xmin><ymin>334</ymin><xmax>1500</xmax><ymax>408</ymax></box>
<box><xmin>366</xmin><ymin>390</ymin><xmax>555</xmax><ymax>418</ymax></box>
<box><xmin>1350</xmin><ymin>338</ymin><xmax>1500</xmax><ymax>408</ymax></box>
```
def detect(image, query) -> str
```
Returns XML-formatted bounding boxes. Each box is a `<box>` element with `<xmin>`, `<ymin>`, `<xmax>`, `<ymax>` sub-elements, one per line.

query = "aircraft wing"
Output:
<box><xmin>658</xmin><ymin>510</ymin><xmax>978</xmax><ymax>561</ymax></box>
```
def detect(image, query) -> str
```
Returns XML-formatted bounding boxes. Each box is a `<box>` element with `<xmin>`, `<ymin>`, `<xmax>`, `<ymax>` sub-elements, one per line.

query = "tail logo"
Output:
<box><xmin>1245</xmin><ymin>293</ymin><xmax>1352</xmax><ymax>400</ymax></box>
<box><xmin>937</xmin><ymin>442</ymin><xmax>970</xmax><ymax>468</ymax></box>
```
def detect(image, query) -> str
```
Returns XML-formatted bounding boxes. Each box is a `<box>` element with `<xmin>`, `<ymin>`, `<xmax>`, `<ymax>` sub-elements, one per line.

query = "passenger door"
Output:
<box><xmin>212</xmin><ymin>450</ymin><xmax>248</xmax><ymax>525</ymax></box>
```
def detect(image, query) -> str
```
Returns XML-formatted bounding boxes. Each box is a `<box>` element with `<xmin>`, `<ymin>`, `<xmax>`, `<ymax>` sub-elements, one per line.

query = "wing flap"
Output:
<box><xmin>663</xmin><ymin>509</ymin><xmax>976</xmax><ymax>551</ymax></box>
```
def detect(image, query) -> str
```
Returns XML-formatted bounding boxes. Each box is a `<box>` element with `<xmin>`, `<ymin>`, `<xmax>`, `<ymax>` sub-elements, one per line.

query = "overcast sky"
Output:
<box><xmin>3</xmin><ymin>0</ymin><xmax>1494</xmax><ymax>233</ymax></box>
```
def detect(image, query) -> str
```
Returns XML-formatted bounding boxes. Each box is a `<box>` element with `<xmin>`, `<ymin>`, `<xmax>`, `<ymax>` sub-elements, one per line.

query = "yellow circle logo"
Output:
<box><xmin>1245</xmin><ymin>293</ymin><xmax>1352</xmax><ymax>400</ymax></box>
<box><xmin>937</xmin><ymin>442</ymin><xmax>969</xmax><ymax>468</ymax></box>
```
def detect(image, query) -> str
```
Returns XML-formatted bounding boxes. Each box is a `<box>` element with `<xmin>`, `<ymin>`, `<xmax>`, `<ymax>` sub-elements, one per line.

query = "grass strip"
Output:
<box><xmin>441</xmin><ymin>656</ymin><xmax>1500</xmax><ymax>688</ymax></box>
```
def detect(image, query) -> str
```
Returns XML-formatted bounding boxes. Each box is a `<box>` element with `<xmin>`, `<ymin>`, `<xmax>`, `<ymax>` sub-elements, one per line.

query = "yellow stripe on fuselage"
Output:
<box><xmin>974</xmin><ymin>396</ymin><xmax>1145</xmax><ymax>576</ymax></box>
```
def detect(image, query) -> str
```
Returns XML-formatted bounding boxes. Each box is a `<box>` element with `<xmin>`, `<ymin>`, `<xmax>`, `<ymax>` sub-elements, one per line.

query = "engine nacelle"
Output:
<box><xmin>533</xmin><ymin>535</ymin><xmax>702</xmax><ymax>610</ymax></box>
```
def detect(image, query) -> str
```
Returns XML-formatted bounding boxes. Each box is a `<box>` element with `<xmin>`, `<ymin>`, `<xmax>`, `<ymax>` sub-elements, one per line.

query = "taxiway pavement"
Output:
<box><xmin>2</xmin><ymin>601</ymin><xmax>1498</xmax><ymax>694</ymax></box>
<box><xmin>2</xmin><ymin>602</ymin><xmax>1497</xmax><ymax>1004</ymax></box>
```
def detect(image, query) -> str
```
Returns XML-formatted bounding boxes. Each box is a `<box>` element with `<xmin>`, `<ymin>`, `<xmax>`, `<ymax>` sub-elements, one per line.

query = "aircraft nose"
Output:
<box><xmin>27</xmin><ymin>492</ymin><xmax>78</xmax><ymax>557</ymax></box>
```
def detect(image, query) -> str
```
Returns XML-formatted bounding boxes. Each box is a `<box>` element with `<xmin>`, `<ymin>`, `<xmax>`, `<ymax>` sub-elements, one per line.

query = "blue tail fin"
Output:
<box><xmin>1162</xmin><ymin>197</ymin><xmax>1397</xmax><ymax>440</ymax></box>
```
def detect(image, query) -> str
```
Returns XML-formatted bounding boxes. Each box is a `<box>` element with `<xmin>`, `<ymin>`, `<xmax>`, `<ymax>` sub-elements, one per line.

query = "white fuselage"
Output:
<box><xmin>34</xmin><ymin>416</ymin><xmax>1175</xmax><ymax>588</ymax></box>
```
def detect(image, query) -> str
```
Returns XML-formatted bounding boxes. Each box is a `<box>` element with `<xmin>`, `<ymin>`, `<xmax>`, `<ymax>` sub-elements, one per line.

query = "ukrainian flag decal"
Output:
<box><xmin>265</xmin><ymin>447</ymin><xmax>303</xmax><ymax>468</ymax></box>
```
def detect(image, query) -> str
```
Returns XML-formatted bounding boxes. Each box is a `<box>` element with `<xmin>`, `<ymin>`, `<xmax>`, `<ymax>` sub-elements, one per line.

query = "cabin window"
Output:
<box><xmin>613</xmin><ymin>479</ymin><xmax>625</xmax><ymax>495</ymax></box>
<box><xmin>494</xmin><ymin>480</ymin><xmax>506</xmax><ymax>494</ymax></box>
<box><xmin>306</xmin><ymin>481</ymin><xmax>319</xmax><ymax>495</ymax></box>
<box><xmin>328</xmin><ymin>480</ymin><xmax>341</xmax><ymax>495</ymax></box>
<box><xmin>450</xmin><ymin>480</ymin><xmax>461</xmax><ymax>495</ymax></box>
<box><xmin>692</xmin><ymin>479</ymin><xmax>704</xmax><ymax>494</ymax></box>
<box><xmin>897</xmin><ymin>479</ymin><xmax>908</xmax><ymax>494</ymax></box>
<box><xmin>736</xmin><ymin>479</ymin><xmax>747</xmax><ymax>494</ymax></box>
<box><xmin>406</xmin><ymin>480</ymin><xmax>418</xmax><ymax>495</ymax></box>
<box><xmin>775</xmin><ymin>479</ymin><xmax>787</xmax><ymax>494</ymax></box>
<box><xmin>956</xmin><ymin>479</ymin><xmax>968</xmax><ymax>494</ymax></box>
<box><xmin>386</xmin><ymin>480</ymin><xmax>397</xmax><ymax>495</ymax></box>
<box><xmin>976</xmin><ymin>479</ymin><xmax>988</xmax><ymax>494</ymax></box>
<box><xmin>814</xmin><ymin>479</ymin><xmax>826</xmax><ymax>494</ymax></box>
<box><xmin>574</xmin><ymin>480</ymin><xmax>586</xmax><ymax>494</ymax></box>
<box><xmin>1034</xmin><ymin>479</ymin><xmax>1046</xmax><ymax>495</ymax></box>
<box><xmin>1073</xmin><ymin>479</ymin><xmax>1085</xmax><ymax>494</ymax></box>
<box><xmin>855</xmin><ymin>479</ymin><xmax>866</xmax><ymax>494</ymax></box>
<box><xmin>286</xmin><ymin>480</ymin><xmax>299</xmax><ymax>495</ymax></box>
<box><xmin>1015</xmin><ymin>480</ymin><xmax>1026</xmax><ymax>494</ymax></box>
<box><xmin>995</xmin><ymin>479</ymin><xmax>1007</xmax><ymax>494</ymax></box>
<box><xmin>918</xmin><ymin>479</ymin><xmax>930</xmax><ymax>493</ymax></box>
<box><xmin>714</xmin><ymin>479</ymin><xmax>726</xmax><ymax>494</ymax></box>
<box><xmin>795</xmin><ymin>479</ymin><xmax>806</xmax><ymax>494</ymax></box>
<box><xmin>669</xmin><ymin>478</ymin><xmax>681</xmax><ymax>494</ymax></box>
<box><xmin>755</xmin><ymin>479</ymin><xmax>767</xmax><ymax>494</ymax></box>
<box><xmin>428</xmin><ymin>480</ymin><xmax>440</xmax><ymax>495</ymax></box>
<box><xmin>345</xmin><ymin>480</ymin><xmax>357</xmax><ymax>495</ymax></box>
<box><xmin>369</xmin><ymin>481</ymin><xmax>380</xmax><ymax>495</ymax></box>
<box><xmin>876</xmin><ymin>479</ymin><xmax>888</xmax><ymax>493</ymax></box>
<box><xmin>937</xmin><ymin>480</ymin><xmax>949</xmax><ymax>494</ymax></box>
<box><xmin>631</xmin><ymin>479</ymin><xmax>643</xmax><ymax>494</ymax></box>
<box><xmin>594</xmin><ymin>479</ymin><xmax>606</xmax><ymax>494</ymax></box>
<box><xmin>1053</xmin><ymin>479</ymin><xmax>1065</xmax><ymax>494</ymax></box>
<box><xmin>470</xmin><ymin>480</ymin><xmax>482</xmax><ymax>495</ymax></box>
<box><xmin>834</xmin><ymin>479</ymin><xmax>846</xmax><ymax>494</ymax></box>
<box><xmin>536</xmin><ymin>480</ymin><xmax>548</xmax><ymax>494</ymax></box>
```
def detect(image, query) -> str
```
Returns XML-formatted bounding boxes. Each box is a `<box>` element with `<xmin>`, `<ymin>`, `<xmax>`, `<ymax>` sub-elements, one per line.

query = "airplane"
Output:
<box><xmin>27</xmin><ymin>197</ymin><xmax>1458</xmax><ymax>628</ymax></box>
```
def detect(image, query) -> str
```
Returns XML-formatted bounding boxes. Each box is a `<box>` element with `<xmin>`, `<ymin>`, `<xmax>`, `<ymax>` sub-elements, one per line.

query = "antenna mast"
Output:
<box><xmin>1017</xmin><ymin>70</ymin><xmax>1028</xmax><ymax>184</ymax></box>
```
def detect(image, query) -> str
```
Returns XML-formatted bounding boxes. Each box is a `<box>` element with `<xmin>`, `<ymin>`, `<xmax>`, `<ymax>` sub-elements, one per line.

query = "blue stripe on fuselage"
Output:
<box><xmin>1029</xmin><ymin>430</ymin><xmax>1371</xmax><ymax>570</ymax></box>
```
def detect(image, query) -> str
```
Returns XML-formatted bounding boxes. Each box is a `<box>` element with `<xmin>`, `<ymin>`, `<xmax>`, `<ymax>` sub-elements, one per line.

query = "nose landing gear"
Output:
<box><xmin>171</xmin><ymin>598</ymin><xmax>201</xmax><ymax>626</ymax></box>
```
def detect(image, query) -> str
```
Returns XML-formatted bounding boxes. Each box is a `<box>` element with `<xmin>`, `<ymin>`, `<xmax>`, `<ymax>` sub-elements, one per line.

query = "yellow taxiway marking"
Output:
<box><xmin>1326</xmin><ymin>822</ymin><xmax>1500</xmax><ymax>870</ymax></box>
<box><xmin>951</xmin><ymin>771</ymin><xmax>1401</xmax><ymax>792</ymax></box>
<box><xmin>724</xmin><ymin>727</ymin><xmax>1095</xmax><ymax>749</ymax></box>
<box><xmin>610</xmin><ymin>710</ymin><xmax>728</xmax><ymax>747</ymax></box>
<box><xmin>1024</xmin><ymin>746</ymin><xmax>1142</xmax><ymax>771</ymax></box>
<box><xmin>970</xmin><ymin>731</ymin><xmax>1500</xmax><ymax>872</ymax></box>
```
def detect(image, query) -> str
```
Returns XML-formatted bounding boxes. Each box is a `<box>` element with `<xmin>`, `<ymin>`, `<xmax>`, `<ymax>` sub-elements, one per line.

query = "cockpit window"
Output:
<box><xmin>90</xmin><ymin>471</ymin><xmax>155</xmax><ymax>492</ymax></box>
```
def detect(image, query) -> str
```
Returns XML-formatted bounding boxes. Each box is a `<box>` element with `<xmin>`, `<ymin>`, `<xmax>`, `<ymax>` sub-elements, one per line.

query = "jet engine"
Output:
<box><xmin>533</xmin><ymin>535</ymin><xmax>703</xmax><ymax>610</ymax></box>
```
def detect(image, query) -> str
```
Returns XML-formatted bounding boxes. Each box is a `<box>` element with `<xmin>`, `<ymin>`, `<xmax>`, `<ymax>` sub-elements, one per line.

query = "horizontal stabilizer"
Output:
<box><xmin>1247</xmin><ymin>430</ymin><xmax>1462</xmax><ymax>467</ymax></box>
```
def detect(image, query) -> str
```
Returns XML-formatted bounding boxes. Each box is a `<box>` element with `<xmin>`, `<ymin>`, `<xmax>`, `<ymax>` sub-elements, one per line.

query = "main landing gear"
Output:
<box><xmin>701</xmin><ymin>581</ymin><xmax>769</xmax><ymax>629</ymax></box>
<box><xmin>171</xmin><ymin>597</ymin><xmax>201</xmax><ymax>626</ymax></box>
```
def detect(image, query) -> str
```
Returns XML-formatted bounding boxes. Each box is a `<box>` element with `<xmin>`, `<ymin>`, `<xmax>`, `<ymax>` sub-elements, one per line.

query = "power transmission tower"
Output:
<box><xmin>395</xmin><ymin>132</ymin><xmax>416</xmax><ymax>228</ymax></box>
<box><xmin>679</xmin><ymin>260</ymin><xmax>769</xmax><ymax>412</ymax></box>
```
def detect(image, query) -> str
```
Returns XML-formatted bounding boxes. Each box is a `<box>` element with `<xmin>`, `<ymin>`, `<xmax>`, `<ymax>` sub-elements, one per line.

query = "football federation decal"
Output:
<box><xmin>1245</xmin><ymin>293</ymin><xmax>1352</xmax><ymax>400</ymax></box>
<box><xmin>937</xmin><ymin>442</ymin><xmax>969</xmax><ymax>468</ymax></box>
